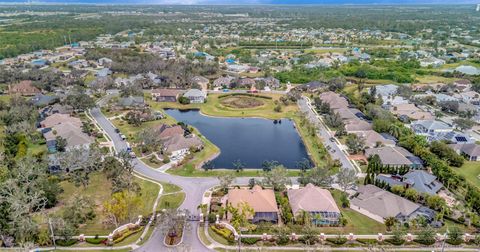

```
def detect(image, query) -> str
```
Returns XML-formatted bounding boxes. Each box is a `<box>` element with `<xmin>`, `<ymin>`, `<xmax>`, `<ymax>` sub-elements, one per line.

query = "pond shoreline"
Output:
<box><xmin>165</xmin><ymin>108</ymin><xmax>312</xmax><ymax>169</ymax></box>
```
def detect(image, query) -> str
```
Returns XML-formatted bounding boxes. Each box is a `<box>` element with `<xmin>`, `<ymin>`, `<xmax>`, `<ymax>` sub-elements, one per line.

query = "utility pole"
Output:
<box><xmin>48</xmin><ymin>218</ymin><xmax>56</xmax><ymax>249</ymax></box>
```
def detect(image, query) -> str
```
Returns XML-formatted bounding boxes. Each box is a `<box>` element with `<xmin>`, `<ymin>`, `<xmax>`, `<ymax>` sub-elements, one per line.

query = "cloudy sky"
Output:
<box><xmin>0</xmin><ymin>0</ymin><xmax>476</xmax><ymax>4</ymax></box>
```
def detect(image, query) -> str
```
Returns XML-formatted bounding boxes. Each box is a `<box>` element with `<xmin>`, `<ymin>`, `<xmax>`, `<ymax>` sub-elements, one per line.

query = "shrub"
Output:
<box><xmin>55</xmin><ymin>239</ymin><xmax>77</xmax><ymax>246</ymax></box>
<box><xmin>386</xmin><ymin>238</ymin><xmax>404</xmax><ymax>245</ymax></box>
<box><xmin>207</xmin><ymin>213</ymin><xmax>217</xmax><ymax>223</ymax></box>
<box><xmin>327</xmin><ymin>237</ymin><xmax>348</xmax><ymax>245</ymax></box>
<box><xmin>113</xmin><ymin>227</ymin><xmax>142</xmax><ymax>244</ymax></box>
<box><xmin>211</xmin><ymin>225</ymin><xmax>234</xmax><ymax>242</ymax></box>
<box><xmin>241</xmin><ymin>237</ymin><xmax>260</xmax><ymax>245</ymax></box>
<box><xmin>85</xmin><ymin>237</ymin><xmax>107</xmax><ymax>244</ymax></box>
<box><xmin>356</xmin><ymin>239</ymin><xmax>377</xmax><ymax>245</ymax></box>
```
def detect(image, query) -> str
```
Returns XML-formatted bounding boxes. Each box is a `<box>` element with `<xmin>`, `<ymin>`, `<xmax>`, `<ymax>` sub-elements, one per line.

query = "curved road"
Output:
<box><xmin>91</xmin><ymin>107</ymin><xmax>219</xmax><ymax>251</ymax></box>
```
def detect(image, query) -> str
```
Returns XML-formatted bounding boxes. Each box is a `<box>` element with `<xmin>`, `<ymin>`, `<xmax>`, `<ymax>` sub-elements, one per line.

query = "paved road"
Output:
<box><xmin>297</xmin><ymin>96</ymin><xmax>358</xmax><ymax>172</ymax></box>
<box><xmin>91</xmin><ymin>107</ymin><xmax>218</xmax><ymax>252</ymax></box>
<box><xmin>91</xmin><ymin>107</ymin><xmax>262</xmax><ymax>251</ymax></box>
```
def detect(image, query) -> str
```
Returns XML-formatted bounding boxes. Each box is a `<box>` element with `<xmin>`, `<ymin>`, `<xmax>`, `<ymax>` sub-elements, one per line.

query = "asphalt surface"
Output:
<box><xmin>91</xmin><ymin>107</ymin><xmax>263</xmax><ymax>252</ymax></box>
<box><xmin>297</xmin><ymin>97</ymin><xmax>356</xmax><ymax>171</ymax></box>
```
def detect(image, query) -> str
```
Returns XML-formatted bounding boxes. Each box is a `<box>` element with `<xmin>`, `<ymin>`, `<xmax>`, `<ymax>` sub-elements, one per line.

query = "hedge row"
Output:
<box><xmin>211</xmin><ymin>225</ymin><xmax>235</xmax><ymax>242</ymax></box>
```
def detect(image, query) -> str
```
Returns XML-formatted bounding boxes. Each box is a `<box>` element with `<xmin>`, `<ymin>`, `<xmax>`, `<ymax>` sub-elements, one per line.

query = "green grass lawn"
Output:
<box><xmin>161</xmin><ymin>182</ymin><xmax>182</xmax><ymax>194</ymax></box>
<box><xmin>452</xmin><ymin>161</ymin><xmax>480</xmax><ymax>189</ymax></box>
<box><xmin>149</xmin><ymin>93</ymin><xmax>298</xmax><ymax>120</ymax></box>
<box><xmin>40</xmin><ymin>173</ymin><xmax>160</xmax><ymax>236</ymax></box>
<box><xmin>157</xmin><ymin>192</ymin><xmax>186</xmax><ymax>210</ymax></box>
<box><xmin>167</xmin><ymin>163</ymin><xmax>302</xmax><ymax>177</ymax></box>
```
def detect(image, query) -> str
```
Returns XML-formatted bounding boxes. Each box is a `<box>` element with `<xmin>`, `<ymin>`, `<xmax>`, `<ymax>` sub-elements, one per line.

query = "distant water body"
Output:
<box><xmin>164</xmin><ymin>109</ymin><xmax>310</xmax><ymax>169</ymax></box>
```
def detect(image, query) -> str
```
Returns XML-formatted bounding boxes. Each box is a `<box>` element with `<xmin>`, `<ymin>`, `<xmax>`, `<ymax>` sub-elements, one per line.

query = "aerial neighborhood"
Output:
<box><xmin>0</xmin><ymin>3</ymin><xmax>479</xmax><ymax>252</ymax></box>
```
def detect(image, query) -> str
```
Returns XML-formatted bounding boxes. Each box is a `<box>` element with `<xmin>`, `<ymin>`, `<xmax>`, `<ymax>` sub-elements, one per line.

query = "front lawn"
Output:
<box><xmin>158</xmin><ymin>192</ymin><xmax>186</xmax><ymax>210</ymax></box>
<box><xmin>452</xmin><ymin>161</ymin><xmax>480</xmax><ymax>189</ymax></box>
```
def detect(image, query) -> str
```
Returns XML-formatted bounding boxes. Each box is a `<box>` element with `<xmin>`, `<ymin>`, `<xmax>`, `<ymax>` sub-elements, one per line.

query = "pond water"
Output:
<box><xmin>164</xmin><ymin>109</ymin><xmax>310</xmax><ymax>169</ymax></box>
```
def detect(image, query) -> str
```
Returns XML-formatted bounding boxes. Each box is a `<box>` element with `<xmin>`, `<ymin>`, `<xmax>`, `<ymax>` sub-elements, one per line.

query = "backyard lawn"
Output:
<box><xmin>37</xmin><ymin>173</ymin><xmax>160</xmax><ymax>236</ymax></box>
<box><xmin>452</xmin><ymin>161</ymin><xmax>480</xmax><ymax>189</ymax></box>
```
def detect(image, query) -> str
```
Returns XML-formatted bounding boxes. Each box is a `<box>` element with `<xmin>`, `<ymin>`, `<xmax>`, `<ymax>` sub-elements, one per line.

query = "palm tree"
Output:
<box><xmin>388</xmin><ymin>124</ymin><xmax>401</xmax><ymax>139</ymax></box>
<box><xmin>384</xmin><ymin>217</ymin><xmax>397</xmax><ymax>232</ymax></box>
<box><xmin>197</xmin><ymin>204</ymin><xmax>208</xmax><ymax>218</ymax></box>
<box><xmin>232</xmin><ymin>159</ymin><xmax>245</xmax><ymax>172</ymax></box>
<box><xmin>296</xmin><ymin>210</ymin><xmax>312</xmax><ymax>226</ymax></box>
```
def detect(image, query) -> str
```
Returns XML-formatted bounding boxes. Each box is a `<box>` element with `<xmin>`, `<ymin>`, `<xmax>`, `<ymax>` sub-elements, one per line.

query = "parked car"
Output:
<box><xmin>114</xmin><ymin>128</ymin><xmax>120</xmax><ymax>133</ymax></box>
<box><xmin>120</xmin><ymin>134</ymin><xmax>126</xmax><ymax>140</ymax></box>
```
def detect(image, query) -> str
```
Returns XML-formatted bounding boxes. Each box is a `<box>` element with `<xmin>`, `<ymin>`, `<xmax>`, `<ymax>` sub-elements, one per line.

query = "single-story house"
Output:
<box><xmin>213</xmin><ymin>76</ymin><xmax>234</xmax><ymax>87</ymax></box>
<box><xmin>287</xmin><ymin>183</ymin><xmax>341</xmax><ymax>225</ymax></box>
<box><xmin>226</xmin><ymin>185</ymin><xmax>280</xmax><ymax>224</ymax></box>
<box><xmin>449</xmin><ymin>143</ymin><xmax>480</xmax><ymax>161</ymax></box>
<box><xmin>365</xmin><ymin>146</ymin><xmax>423</xmax><ymax>169</ymax></box>
<box><xmin>354</xmin><ymin>130</ymin><xmax>396</xmax><ymax>148</ymax></box>
<box><xmin>117</xmin><ymin>96</ymin><xmax>145</xmax><ymax>108</ymax></box>
<box><xmin>350</xmin><ymin>185</ymin><xmax>435</xmax><ymax>223</ymax></box>
<box><xmin>183</xmin><ymin>89</ymin><xmax>207</xmax><ymax>103</ymax></box>
<box><xmin>191</xmin><ymin>76</ymin><xmax>209</xmax><ymax>91</ymax></box>
<box><xmin>151</xmin><ymin>89</ymin><xmax>181</xmax><ymax>102</ymax></box>
<box><xmin>345</xmin><ymin>120</ymin><xmax>373</xmax><ymax>133</ymax></box>
<box><xmin>40</xmin><ymin>113</ymin><xmax>82</xmax><ymax>128</ymax></box>
<box><xmin>411</xmin><ymin>120</ymin><xmax>452</xmax><ymax>136</ymax></box>
<box><xmin>163</xmin><ymin>134</ymin><xmax>204</xmax><ymax>157</ymax></box>
<box><xmin>402</xmin><ymin>170</ymin><xmax>443</xmax><ymax>195</ymax></box>
<box><xmin>319</xmin><ymin>91</ymin><xmax>349</xmax><ymax>110</ymax></box>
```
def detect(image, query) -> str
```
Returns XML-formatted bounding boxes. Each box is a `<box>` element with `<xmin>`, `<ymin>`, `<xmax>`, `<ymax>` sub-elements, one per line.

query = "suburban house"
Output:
<box><xmin>350</xmin><ymin>185</ymin><xmax>435</xmax><ymax>223</ymax></box>
<box><xmin>319</xmin><ymin>91</ymin><xmax>349</xmax><ymax>110</ymax></box>
<box><xmin>390</xmin><ymin>103</ymin><xmax>434</xmax><ymax>121</ymax></box>
<box><xmin>255</xmin><ymin>76</ymin><xmax>280</xmax><ymax>89</ymax></box>
<box><xmin>287</xmin><ymin>183</ymin><xmax>341</xmax><ymax>225</ymax></box>
<box><xmin>411</xmin><ymin>120</ymin><xmax>453</xmax><ymax>139</ymax></box>
<box><xmin>403</xmin><ymin>170</ymin><xmax>443</xmax><ymax>195</ymax></box>
<box><xmin>237</xmin><ymin>78</ymin><xmax>256</xmax><ymax>87</ymax></box>
<box><xmin>213</xmin><ymin>76</ymin><xmax>234</xmax><ymax>87</ymax></box>
<box><xmin>162</xmin><ymin>134</ymin><xmax>204</xmax><ymax>157</ymax></box>
<box><xmin>365</xmin><ymin>146</ymin><xmax>423</xmax><ymax>169</ymax></box>
<box><xmin>151</xmin><ymin>89</ymin><xmax>181</xmax><ymax>102</ymax></box>
<box><xmin>354</xmin><ymin>130</ymin><xmax>396</xmax><ymax>148</ymax></box>
<box><xmin>191</xmin><ymin>76</ymin><xmax>209</xmax><ymax>91</ymax></box>
<box><xmin>153</xmin><ymin>123</ymin><xmax>204</xmax><ymax>158</ymax></box>
<box><xmin>8</xmin><ymin>80</ymin><xmax>41</xmax><ymax>96</ymax></box>
<box><xmin>449</xmin><ymin>143</ymin><xmax>480</xmax><ymax>161</ymax></box>
<box><xmin>225</xmin><ymin>185</ymin><xmax>280</xmax><ymax>224</ymax></box>
<box><xmin>40</xmin><ymin>113</ymin><xmax>82</xmax><ymax>128</ymax></box>
<box><xmin>183</xmin><ymin>89</ymin><xmax>207</xmax><ymax>103</ymax></box>
<box><xmin>345</xmin><ymin>120</ymin><xmax>373</xmax><ymax>133</ymax></box>
<box><xmin>372</xmin><ymin>84</ymin><xmax>398</xmax><ymax>101</ymax></box>
<box><xmin>117</xmin><ymin>96</ymin><xmax>145</xmax><ymax>109</ymax></box>
<box><xmin>377</xmin><ymin>171</ymin><xmax>443</xmax><ymax>195</ymax></box>
<box><xmin>39</xmin><ymin>114</ymin><xmax>92</xmax><ymax>152</ymax></box>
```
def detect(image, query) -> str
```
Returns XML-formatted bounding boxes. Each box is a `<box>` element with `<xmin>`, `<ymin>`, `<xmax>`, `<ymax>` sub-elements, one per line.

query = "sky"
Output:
<box><xmin>0</xmin><ymin>0</ymin><xmax>477</xmax><ymax>4</ymax></box>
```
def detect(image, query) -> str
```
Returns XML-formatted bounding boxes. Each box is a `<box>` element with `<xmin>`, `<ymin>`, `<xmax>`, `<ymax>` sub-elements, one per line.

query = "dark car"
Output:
<box><xmin>114</xmin><ymin>128</ymin><xmax>120</xmax><ymax>133</ymax></box>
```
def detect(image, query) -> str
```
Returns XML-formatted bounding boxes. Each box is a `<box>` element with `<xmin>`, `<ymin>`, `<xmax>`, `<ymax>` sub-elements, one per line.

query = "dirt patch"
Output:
<box><xmin>220</xmin><ymin>96</ymin><xmax>265</xmax><ymax>108</ymax></box>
